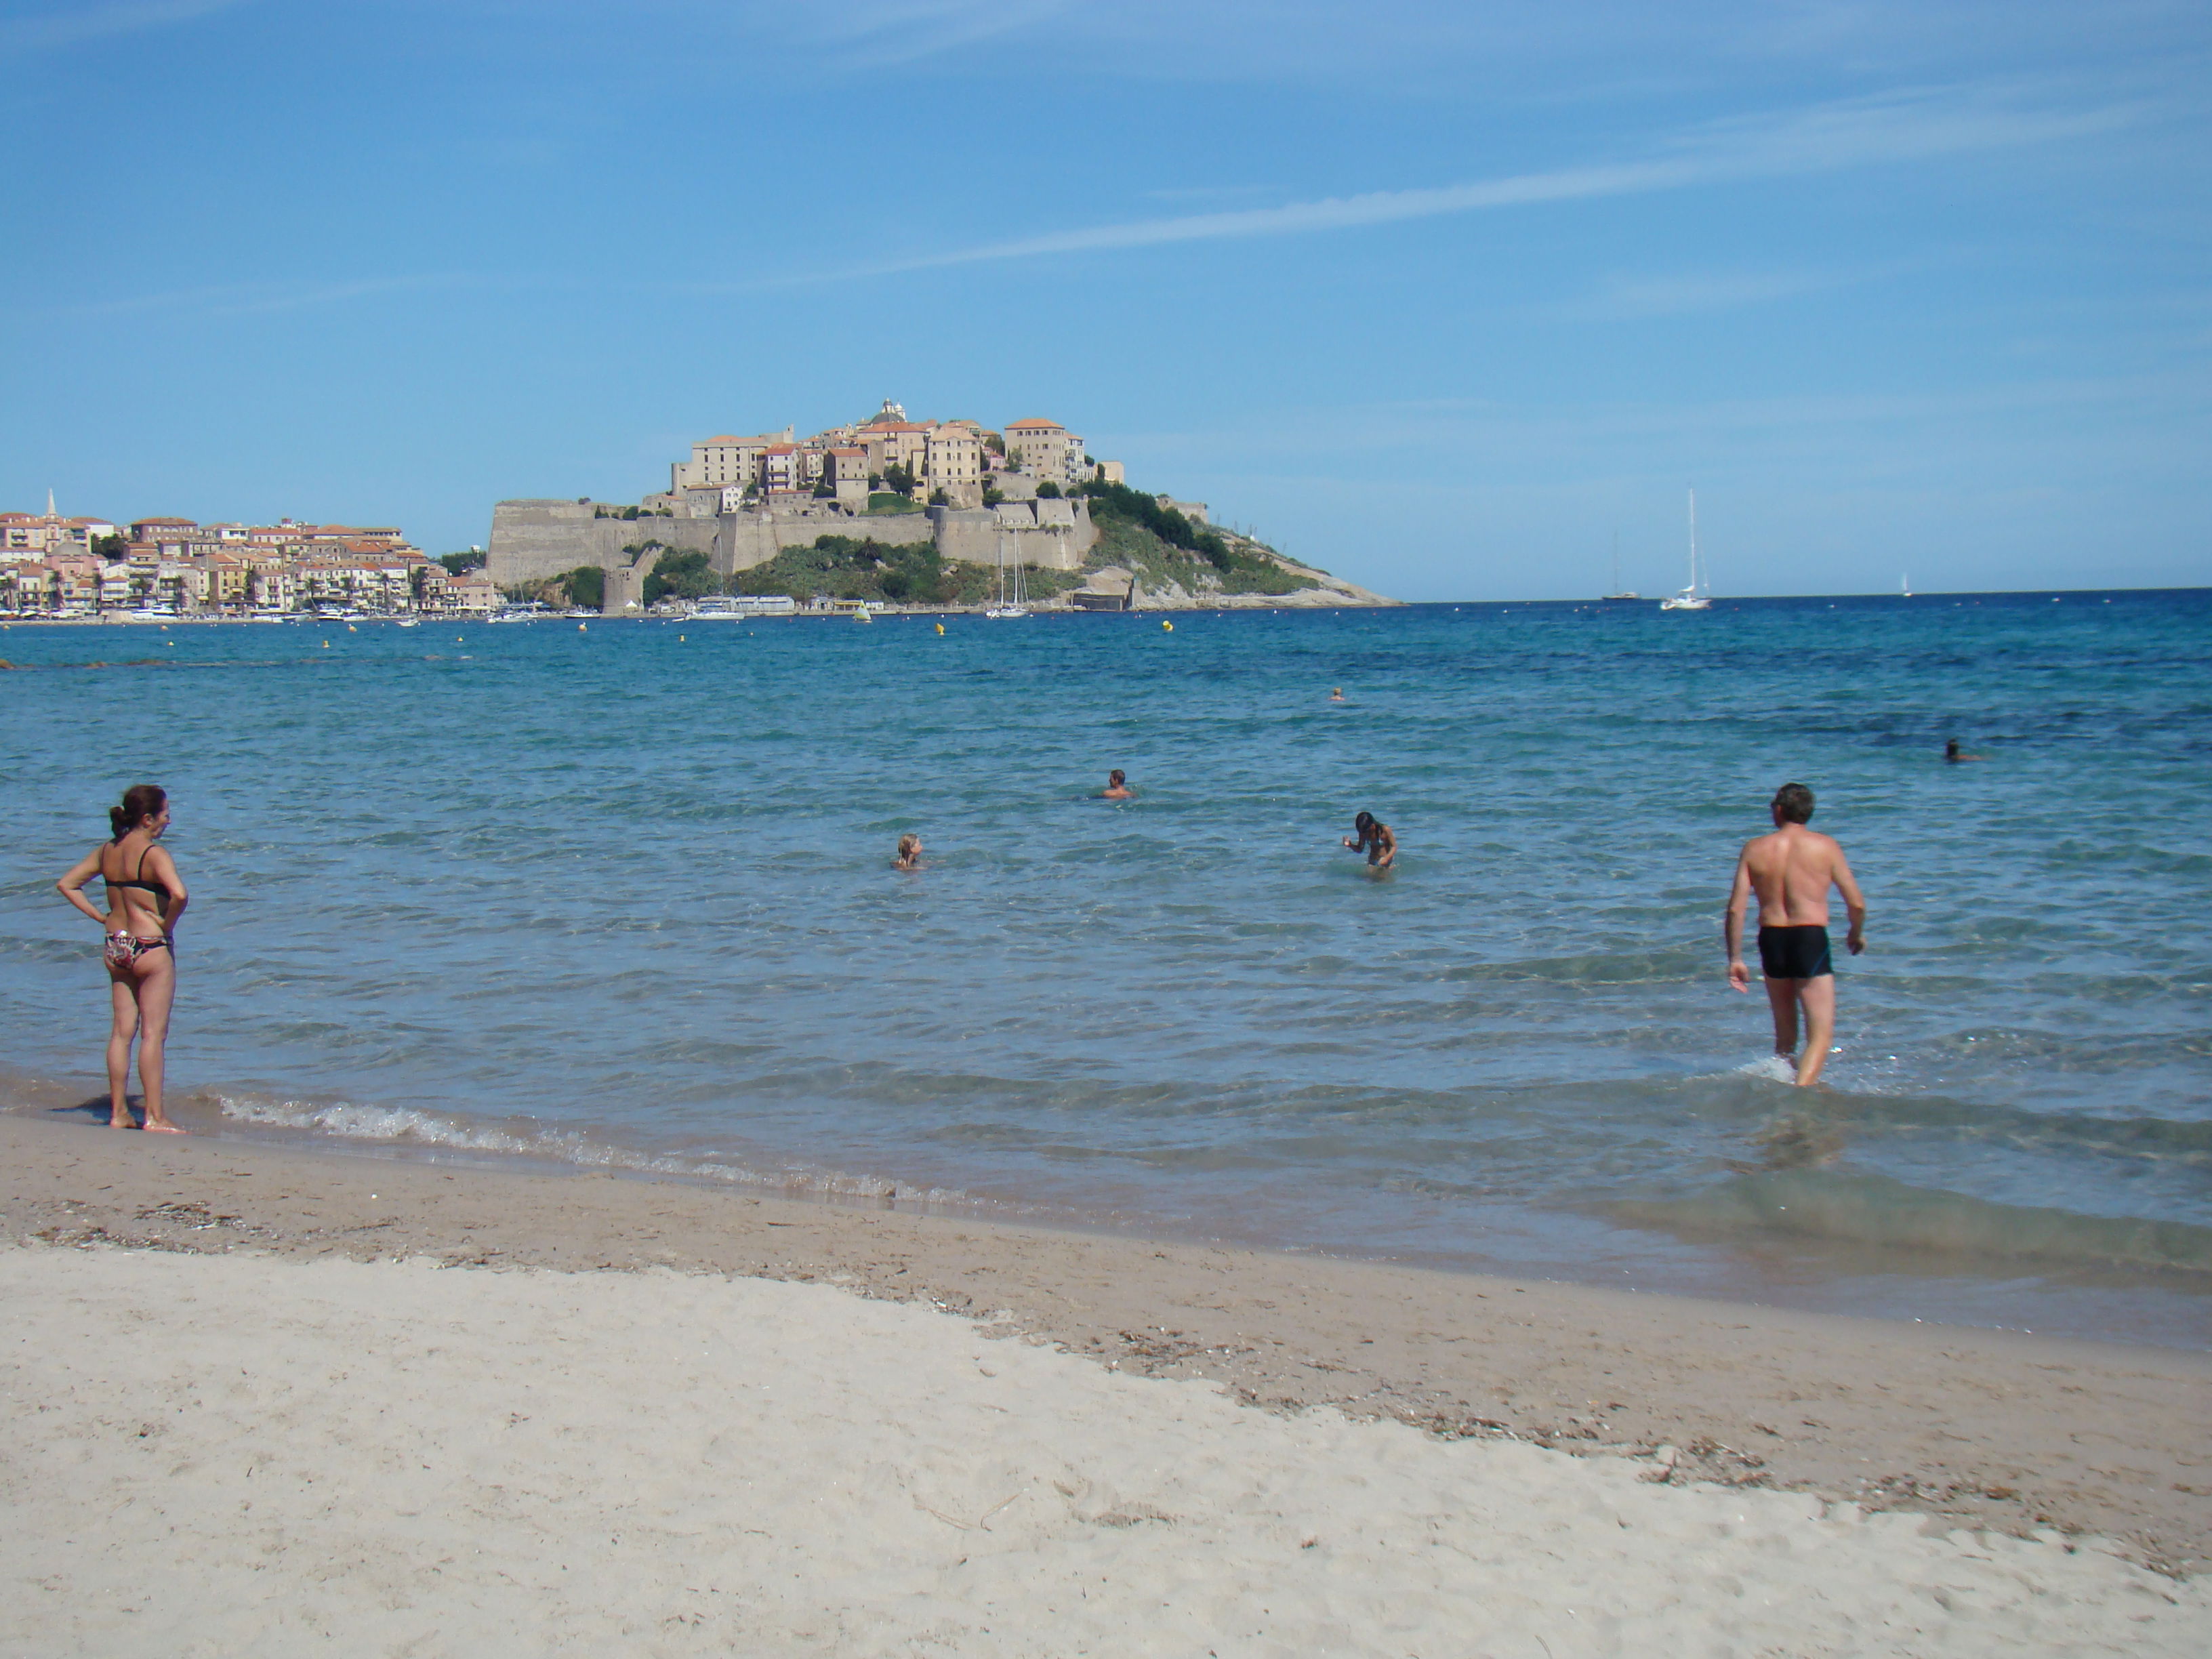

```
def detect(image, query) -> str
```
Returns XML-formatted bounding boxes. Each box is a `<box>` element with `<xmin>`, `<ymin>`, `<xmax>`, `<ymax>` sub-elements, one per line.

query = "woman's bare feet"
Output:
<box><xmin>142</xmin><ymin>1120</ymin><xmax>187</xmax><ymax>1134</ymax></box>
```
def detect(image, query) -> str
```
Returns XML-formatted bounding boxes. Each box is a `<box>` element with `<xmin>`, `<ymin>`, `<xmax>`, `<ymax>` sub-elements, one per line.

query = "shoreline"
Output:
<box><xmin>6</xmin><ymin>1107</ymin><xmax>2207</xmax><ymax>1578</ymax></box>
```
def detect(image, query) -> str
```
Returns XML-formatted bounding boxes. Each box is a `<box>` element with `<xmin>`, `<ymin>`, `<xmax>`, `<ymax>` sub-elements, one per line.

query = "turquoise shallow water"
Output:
<box><xmin>3</xmin><ymin>592</ymin><xmax>2209</xmax><ymax>1347</ymax></box>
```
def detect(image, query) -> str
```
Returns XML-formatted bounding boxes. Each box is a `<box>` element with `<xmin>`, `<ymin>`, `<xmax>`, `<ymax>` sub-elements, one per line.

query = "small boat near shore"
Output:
<box><xmin>1602</xmin><ymin>531</ymin><xmax>1639</xmax><ymax>601</ymax></box>
<box><xmin>985</xmin><ymin>540</ymin><xmax>1029</xmax><ymax>619</ymax></box>
<box><xmin>691</xmin><ymin>594</ymin><xmax>797</xmax><ymax>619</ymax></box>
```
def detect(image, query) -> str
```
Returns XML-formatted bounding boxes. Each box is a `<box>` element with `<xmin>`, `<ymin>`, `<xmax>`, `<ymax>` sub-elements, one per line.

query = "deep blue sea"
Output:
<box><xmin>3</xmin><ymin>592</ymin><xmax>2208</xmax><ymax>1347</ymax></box>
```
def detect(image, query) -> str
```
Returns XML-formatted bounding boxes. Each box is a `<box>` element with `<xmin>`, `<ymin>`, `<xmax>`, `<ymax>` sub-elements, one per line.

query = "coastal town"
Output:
<box><xmin>0</xmin><ymin>491</ymin><xmax>495</xmax><ymax>619</ymax></box>
<box><xmin>1</xmin><ymin>401</ymin><xmax>1389</xmax><ymax>619</ymax></box>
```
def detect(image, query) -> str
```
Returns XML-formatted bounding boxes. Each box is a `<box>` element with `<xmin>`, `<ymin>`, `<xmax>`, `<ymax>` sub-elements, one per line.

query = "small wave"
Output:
<box><xmin>209</xmin><ymin>1092</ymin><xmax>921</xmax><ymax>1202</ymax></box>
<box><xmin>1605</xmin><ymin>1170</ymin><xmax>2212</xmax><ymax>1277</ymax></box>
<box><xmin>1732</xmin><ymin>1055</ymin><xmax>1799</xmax><ymax>1084</ymax></box>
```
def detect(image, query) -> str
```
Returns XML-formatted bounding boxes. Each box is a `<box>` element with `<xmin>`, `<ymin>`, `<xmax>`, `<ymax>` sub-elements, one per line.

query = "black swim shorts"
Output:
<box><xmin>1757</xmin><ymin>924</ymin><xmax>1833</xmax><ymax>980</ymax></box>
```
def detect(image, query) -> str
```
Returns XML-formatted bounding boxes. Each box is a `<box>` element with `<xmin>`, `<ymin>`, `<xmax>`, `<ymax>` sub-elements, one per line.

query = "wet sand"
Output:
<box><xmin>3</xmin><ymin>1107</ymin><xmax>2209</xmax><ymax>1652</ymax></box>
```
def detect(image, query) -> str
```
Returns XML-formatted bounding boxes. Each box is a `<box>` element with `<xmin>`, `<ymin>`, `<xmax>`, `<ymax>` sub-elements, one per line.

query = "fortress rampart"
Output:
<box><xmin>487</xmin><ymin>497</ymin><xmax>1097</xmax><ymax>587</ymax></box>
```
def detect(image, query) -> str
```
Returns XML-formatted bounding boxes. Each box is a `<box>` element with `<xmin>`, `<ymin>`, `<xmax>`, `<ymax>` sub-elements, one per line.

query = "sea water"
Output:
<box><xmin>3</xmin><ymin>592</ymin><xmax>2207</xmax><ymax>1347</ymax></box>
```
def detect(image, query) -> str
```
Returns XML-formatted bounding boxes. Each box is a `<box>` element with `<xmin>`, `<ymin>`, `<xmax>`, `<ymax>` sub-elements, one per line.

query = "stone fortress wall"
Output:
<box><xmin>487</xmin><ymin>497</ymin><xmax>1098</xmax><ymax>588</ymax></box>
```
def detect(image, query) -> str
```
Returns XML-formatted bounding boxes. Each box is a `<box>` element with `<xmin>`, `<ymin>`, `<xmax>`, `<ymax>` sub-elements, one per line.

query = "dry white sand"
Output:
<box><xmin>3</xmin><ymin>1243</ymin><xmax>2202</xmax><ymax>1657</ymax></box>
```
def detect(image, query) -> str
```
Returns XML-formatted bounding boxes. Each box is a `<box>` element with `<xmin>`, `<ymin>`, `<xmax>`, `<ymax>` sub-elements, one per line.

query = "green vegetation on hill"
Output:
<box><xmin>644</xmin><ymin>550</ymin><xmax>716</xmax><ymax>604</ymax></box>
<box><xmin>562</xmin><ymin>566</ymin><xmax>604</xmax><ymax>609</ymax></box>
<box><xmin>1079</xmin><ymin>483</ymin><xmax>1315</xmax><ymax>597</ymax></box>
<box><xmin>733</xmin><ymin>535</ymin><xmax>1078</xmax><ymax>607</ymax></box>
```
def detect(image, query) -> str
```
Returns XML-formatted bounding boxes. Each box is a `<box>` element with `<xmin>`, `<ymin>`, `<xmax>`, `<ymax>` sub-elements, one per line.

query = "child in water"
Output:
<box><xmin>893</xmin><ymin>834</ymin><xmax>923</xmax><ymax>871</ymax></box>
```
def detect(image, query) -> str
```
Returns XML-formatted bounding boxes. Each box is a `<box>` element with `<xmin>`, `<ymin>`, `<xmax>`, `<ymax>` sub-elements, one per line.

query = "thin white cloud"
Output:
<box><xmin>800</xmin><ymin>0</ymin><xmax>1068</xmax><ymax>68</ymax></box>
<box><xmin>819</xmin><ymin>85</ymin><xmax>2133</xmax><ymax>279</ymax></box>
<box><xmin>0</xmin><ymin>0</ymin><xmax>247</xmax><ymax>54</ymax></box>
<box><xmin>1555</xmin><ymin>260</ymin><xmax>1927</xmax><ymax>321</ymax></box>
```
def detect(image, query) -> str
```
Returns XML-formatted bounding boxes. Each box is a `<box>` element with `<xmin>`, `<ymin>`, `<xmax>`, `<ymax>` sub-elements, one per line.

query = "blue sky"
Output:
<box><xmin>3</xmin><ymin>1</ymin><xmax>2207</xmax><ymax>600</ymax></box>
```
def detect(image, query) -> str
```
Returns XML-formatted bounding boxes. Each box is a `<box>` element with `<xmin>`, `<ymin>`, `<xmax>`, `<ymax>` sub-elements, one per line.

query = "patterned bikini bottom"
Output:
<box><xmin>104</xmin><ymin>933</ymin><xmax>172</xmax><ymax>968</ymax></box>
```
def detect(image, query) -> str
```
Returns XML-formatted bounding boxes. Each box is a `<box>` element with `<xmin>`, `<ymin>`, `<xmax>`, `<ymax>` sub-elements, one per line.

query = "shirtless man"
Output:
<box><xmin>1344</xmin><ymin>810</ymin><xmax>1395</xmax><ymax>870</ymax></box>
<box><xmin>1099</xmin><ymin>769</ymin><xmax>1133</xmax><ymax>800</ymax></box>
<box><xmin>1724</xmin><ymin>781</ymin><xmax>1866</xmax><ymax>1087</ymax></box>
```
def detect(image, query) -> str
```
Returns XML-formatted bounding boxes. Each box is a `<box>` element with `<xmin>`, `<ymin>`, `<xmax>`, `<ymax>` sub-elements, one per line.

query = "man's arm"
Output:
<box><xmin>1724</xmin><ymin>848</ymin><xmax>1753</xmax><ymax>990</ymax></box>
<box><xmin>1832</xmin><ymin>848</ymin><xmax>1866</xmax><ymax>955</ymax></box>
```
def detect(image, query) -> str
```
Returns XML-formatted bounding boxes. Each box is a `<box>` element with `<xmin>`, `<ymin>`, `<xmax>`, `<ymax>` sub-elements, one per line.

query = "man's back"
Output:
<box><xmin>1740</xmin><ymin>824</ymin><xmax>1849</xmax><ymax>927</ymax></box>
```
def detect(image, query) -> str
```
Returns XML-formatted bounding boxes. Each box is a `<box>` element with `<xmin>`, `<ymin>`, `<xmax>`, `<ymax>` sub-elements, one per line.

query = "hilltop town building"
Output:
<box><xmin>1004</xmin><ymin>419</ymin><xmax>1087</xmax><ymax>487</ymax></box>
<box><xmin>662</xmin><ymin>403</ymin><xmax>1105</xmax><ymax>513</ymax></box>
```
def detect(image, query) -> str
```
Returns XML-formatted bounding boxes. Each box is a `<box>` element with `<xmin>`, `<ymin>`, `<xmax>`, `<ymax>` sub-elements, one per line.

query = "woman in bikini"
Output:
<box><xmin>1343</xmin><ymin>809</ymin><xmax>1396</xmax><ymax>871</ymax></box>
<box><xmin>56</xmin><ymin>783</ymin><xmax>189</xmax><ymax>1132</ymax></box>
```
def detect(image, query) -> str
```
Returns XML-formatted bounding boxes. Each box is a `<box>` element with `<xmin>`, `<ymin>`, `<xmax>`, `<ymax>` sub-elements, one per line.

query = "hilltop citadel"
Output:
<box><xmin>490</xmin><ymin>401</ymin><xmax>1393</xmax><ymax>612</ymax></box>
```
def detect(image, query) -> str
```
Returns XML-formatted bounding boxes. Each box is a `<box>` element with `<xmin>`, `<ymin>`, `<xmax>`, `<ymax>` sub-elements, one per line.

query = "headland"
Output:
<box><xmin>488</xmin><ymin>399</ymin><xmax>1397</xmax><ymax>613</ymax></box>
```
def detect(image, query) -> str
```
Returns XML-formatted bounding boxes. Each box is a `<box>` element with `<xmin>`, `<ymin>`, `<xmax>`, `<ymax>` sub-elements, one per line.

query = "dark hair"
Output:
<box><xmin>1945</xmin><ymin>738</ymin><xmax>1960</xmax><ymax>756</ymax></box>
<box><xmin>1109</xmin><ymin>769</ymin><xmax>1126</xmax><ymax>785</ymax></box>
<box><xmin>1771</xmin><ymin>782</ymin><xmax>1815</xmax><ymax>825</ymax></box>
<box><xmin>1354</xmin><ymin>811</ymin><xmax>1376</xmax><ymax>835</ymax></box>
<box><xmin>110</xmin><ymin>783</ymin><xmax>167</xmax><ymax>840</ymax></box>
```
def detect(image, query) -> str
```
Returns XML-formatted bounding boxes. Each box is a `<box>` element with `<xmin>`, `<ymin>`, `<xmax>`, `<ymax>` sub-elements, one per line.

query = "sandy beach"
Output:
<box><xmin>2</xmin><ymin>1111</ymin><xmax>2207</xmax><ymax>1655</ymax></box>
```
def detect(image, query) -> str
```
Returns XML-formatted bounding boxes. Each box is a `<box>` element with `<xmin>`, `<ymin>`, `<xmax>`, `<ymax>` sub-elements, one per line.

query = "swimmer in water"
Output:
<box><xmin>1099</xmin><ymin>769</ymin><xmax>1134</xmax><ymax>800</ymax></box>
<box><xmin>1724</xmin><ymin>781</ymin><xmax>1868</xmax><ymax>1088</ymax></box>
<box><xmin>1944</xmin><ymin>738</ymin><xmax>1984</xmax><ymax>762</ymax></box>
<box><xmin>893</xmin><ymin>833</ymin><xmax>923</xmax><ymax>871</ymax></box>
<box><xmin>1343</xmin><ymin>810</ymin><xmax>1395</xmax><ymax>869</ymax></box>
<box><xmin>1330</xmin><ymin>687</ymin><xmax>1346</xmax><ymax>702</ymax></box>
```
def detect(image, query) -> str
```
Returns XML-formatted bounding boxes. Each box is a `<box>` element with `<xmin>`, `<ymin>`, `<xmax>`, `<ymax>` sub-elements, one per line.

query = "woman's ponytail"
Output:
<box><xmin>110</xmin><ymin>783</ymin><xmax>167</xmax><ymax>841</ymax></box>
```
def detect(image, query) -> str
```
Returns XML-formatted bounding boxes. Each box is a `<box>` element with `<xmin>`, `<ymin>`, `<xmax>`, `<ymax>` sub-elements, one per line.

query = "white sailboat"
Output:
<box><xmin>1900</xmin><ymin>573</ymin><xmax>1912</xmax><ymax>598</ymax></box>
<box><xmin>984</xmin><ymin>538</ymin><xmax>1029</xmax><ymax>619</ymax></box>
<box><xmin>1659</xmin><ymin>489</ymin><xmax>1712</xmax><ymax>611</ymax></box>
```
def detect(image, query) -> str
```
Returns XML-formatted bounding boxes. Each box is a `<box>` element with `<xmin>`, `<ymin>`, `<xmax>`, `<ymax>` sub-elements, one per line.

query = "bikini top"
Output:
<box><xmin>105</xmin><ymin>843</ymin><xmax>172</xmax><ymax>914</ymax></box>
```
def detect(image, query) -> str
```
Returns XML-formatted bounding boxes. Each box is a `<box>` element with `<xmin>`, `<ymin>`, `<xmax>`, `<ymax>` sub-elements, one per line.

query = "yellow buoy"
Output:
<box><xmin>348</xmin><ymin>624</ymin><xmax>356</xmax><ymax>632</ymax></box>
<box><xmin>1162</xmin><ymin>620</ymin><xmax>1174</xmax><ymax>632</ymax></box>
<box><xmin>679</xmin><ymin>634</ymin><xmax>686</xmax><ymax>642</ymax></box>
<box><xmin>578</xmin><ymin>622</ymin><xmax>588</xmax><ymax>632</ymax></box>
<box><xmin>322</xmin><ymin>640</ymin><xmax>330</xmax><ymax>648</ymax></box>
<box><xmin>935</xmin><ymin>622</ymin><xmax>945</xmax><ymax>635</ymax></box>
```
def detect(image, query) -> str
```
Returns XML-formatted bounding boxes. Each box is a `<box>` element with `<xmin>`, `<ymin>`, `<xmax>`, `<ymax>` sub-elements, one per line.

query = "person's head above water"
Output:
<box><xmin>1353</xmin><ymin>810</ymin><xmax>1376</xmax><ymax>836</ymax></box>
<box><xmin>1945</xmin><ymin>738</ymin><xmax>1961</xmax><ymax>759</ymax></box>
<box><xmin>897</xmin><ymin>833</ymin><xmax>920</xmax><ymax>859</ymax></box>
<box><xmin>110</xmin><ymin>783</ymin><xmax>167</xmax><ymax>841</ymax></box>
<box><xmin>1109</xmin><ymin>770</ymin><xmax>1125</xmax><ymax>787</ymax></box>
<box><xmin>1771</xmin><ymin>781</ymin><xmax>1816</xmax><ymax>825</ymax></box>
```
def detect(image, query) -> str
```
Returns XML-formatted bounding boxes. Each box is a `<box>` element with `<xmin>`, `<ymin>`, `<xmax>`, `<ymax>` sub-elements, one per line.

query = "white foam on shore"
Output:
<box><xmin>210</xmin><ymin>1092</ymin><xmax>927</xmax><ymax>1202</ymax></box>
<box><xmin>1733</xmin><ymin>1054</ymin><xmax>1800</xmax><ymax>1084</ymax></box>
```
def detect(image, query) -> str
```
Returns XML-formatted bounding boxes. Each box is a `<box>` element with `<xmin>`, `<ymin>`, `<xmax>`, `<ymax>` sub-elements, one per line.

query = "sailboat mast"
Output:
<box><xmin>1688</xmin><ymin>488</ymin><xmax>1698</xmax><ymax>594</ymax></box>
